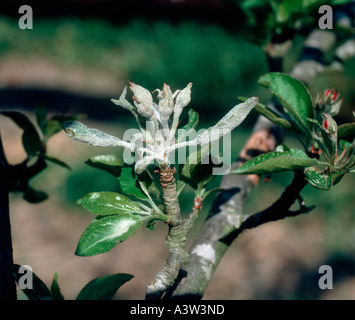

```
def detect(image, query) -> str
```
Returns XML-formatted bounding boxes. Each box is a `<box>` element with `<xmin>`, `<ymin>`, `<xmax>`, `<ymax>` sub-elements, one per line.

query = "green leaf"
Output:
<box><xmin>201</xmin><ymin>187</ymin><xmax>224</xmax><ymax>200</ymax></box>
<box><xmin>63</xmin><ymin>121</ymin><xmax>131</xmax><ymax>148</ymax></box>
<box><xmin>340</xmin><ymin>139</ymin><xmax>352</xmax><ymax>150</ymax></box>
<box><xmin>50</xmin><ymin>273</ymin><xmax>64</xmax><ymax>300</ymax></box>
<box><xmin>305</xmin><ymin>168</ymin><xmax>346</xmax><ymax>190</ymax></box>
<box><xmin>43</xmin><ymin>154</ymin><xmax>71</xmax><ymax>170</ymax></box>
<box><xmin>1</xmin><ymin>111</ymin><xmax>42</xmax><ymax>157</ymax></box>
<box><xmin>338</xmin><ymin>122</ymin><xmax>355</xmax><ymax>138</ymax></box>
<box><xmin>179</xmin><ymin>145</ymin><xmax>215</xmax><ymax>190</ymax></box>
<box><xmin>12</xmin><ymin>264</ymin><xmax>52</xmax><ymax>300</ymax></box>
<box><xmin>177</xmin><ymin>108</ymin><xmax>199</xmax><ymax>143</ymax></box>
<box><xmin>239</xmin><ymin>96</ymin><xmax>293</xmax><ymax>130</ymax></box>
<box><xmin>76</xmin><ymin>273</ymin><xmax>133</xmax><ymax>300</ymax></box>
<box><xmin>305</xmin><ymin>169</ymin><xmax>331</xmax><ymax>190</ymax></box>
<box><xmin>76</xmin><ymin>214</ymin><xmax>142</xmax><ymax>256</ymax></box>
<box><xmin>35</xmin><ymin>105</ymin><xmax>47</xmax><ymax>135</ymax></box>
<box><xmin>44</xmin><ymin>114</ymin><xmax>85</xmax><ymax>141</ymax></box>
<box><xmin>232</xmin><ymin>148</ymin><xmax>321</xmax><ymax>175</ymax></box>
<box><xmin>138</xmin><ymin>168</ymin><xmax>162</xmax><ymax>203</ymax></box>
<box><xmin>258</xmin><ymin>73</ymin><xmax>313</xmax><ymax>135</ymax></box>
<box><xmin>119</xmin><ymin>166</ymin><xmax>147</xmax><ymax>200</ymax></box>
<box><xmin>85</xmin><ymin>154</ymin><xmax>124</xmax><ymax>177</ymax></box>
<box><xmin>23</xmin><ymin>187</ymin><xmax>48</xmax><ymax>204</ymax></box>
<box><xmin>77</xmin><ymin>192</ymin><xmax>144</xmax><ymax>216</ymax></box>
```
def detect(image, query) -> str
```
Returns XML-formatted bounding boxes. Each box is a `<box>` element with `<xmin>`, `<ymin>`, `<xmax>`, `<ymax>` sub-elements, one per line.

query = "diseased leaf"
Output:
<box><xmin>305</xmin><ymin>169</ymin><xmax>331</xmax><ymax>190</ymax></box>
<box><xmin>258</xmin><ymin>73</ymin><xmax>313</xmax><ymax>135</ymax></box>
<box><xmin>232</xmin><ymin>148</ymin><xmax>321</xmax><ymax>175</ymax></box>
<box><xmin>76</xmin><ymin>273</ymin><xmax>133</xmax><ymax>300</ymax></box>
<box><xmin>305</xmin><ymin>168</ymin><xmax>346</xmax><ymax>190</ymax></box>
<box><xmin>196</xmin><ymin>97</ymin><xmax>258</xmax><ymax>146</ymax></box>
<box><xmin>75</xmin><ymin>215</ymin><xmax>142</xmax><ymax>256</ymax></box>
<box><xmin>77</xmin><ymin>192</ymin><xmax>143</xmax><ymax>215</ymax></box>
<box><xmin>134</xmin><ymin>156</ymin><xmax>155</xmax><ymax>174</ymax></box>
<box><xmin>63</xmin><ymin>121</ymin><xmax>131</xmax><ymax>148</ymax></box>
<box><xmin>85</xmin><ymin>154</ymin><xmax>123</xmax><ymax>177</ymax></box>
<box><xmin>1</xmin><ymin>111</ymin><xmax>42</xmax><ymax>157</ymax></box>
<box><xmin>170</xmin><ymin>97</ymin><xmax>257</xmax><ymax>151</ymax></box>
<box><xmin>12</xmin><ymin>264</ymin><xmax>52</xmax><ymax>300</ymax></box>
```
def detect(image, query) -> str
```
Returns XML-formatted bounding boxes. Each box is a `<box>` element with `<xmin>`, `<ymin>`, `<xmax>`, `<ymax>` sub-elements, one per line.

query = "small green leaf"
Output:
<box><xmin>50</xmin><ymin>273</ymin><xmax>64</xmax><ymax>300</ymax></box>
<box><xmin>177</xmin><ymin>108</ymin><xmax>199</xmax><ymax>143</ymax></box>
<box><xmin>76</xmin><ymin>273</ymin><xmax>133</xmax><ymax>300</ymax></box>
<box><xmin>232</xmin><ymin>148</ymin><xmax>321</xmax><ymax>175</ymax></box>
<box><xmin>76</xmin><ymin>215</ymin><xmax>142</xmax><ymax>256</ymax></box>
<box><xmin>85</xmin><ymin>154</ymin><xmax>124</xmax><ymax>177</ymax></box>
<box><xmin>1</xmin><ymin>111</ymin><xmax>42</xmax><ymax>157</ymax></box>
<box><xmin>35</xmin><ymin>105</ymin><xmax>47</xmax><ymax>135</ymax></box>
<box><xmin>44</xmin><ymin>114</ymin><xmax>85</xmax><ymax>140</ymax></box>
<box><xmin>239</xmin><ymin>96</ymin><xmax>293</xmax><ymax>131</ymax></box>
<box><xmin>338</xmin><ymin>122</ymin><xmax>355</xmax><ymax>138</ymax></box>
<box><xmin>23</xmin><ymin>187</ymin><xmax>48</xmax><ymax>204</ymax></box>
<box><xmin>43</xmin><ymin>154</ymin><xmax>71</xmax><ymax>170</ymax></box>
<box><xmin>119</xmin><ymin>166</ymin><xmax>147</xmax><ymax>200</ymax></box>
<box><xmin>138</xmin><ymin>168</ymin><xmax>162</xmax><ymax>203</ymax></box>
<box><xmin>146</xmin><ymin>220</ymin><xmax>156</xmax><ymax>230</ymax></box>
<box><xmin>258</xmin><ymin>73</ymin><xmax>313</xmax><ymax>135</ymax></box>
<box><xmin>340</xmin><ymin>139</ymin><xmax>352</xmax><ymax>150</ymax></box>
<box><xmin>202</xmin><ymin>187</ymin><xmax>224</xmax><ymax>200</ymax></box>
<box><xmin>77</xmin><ymin>192</ymin><xmax>143</xmax><ymax>215</ymax></box>
<box><xmin>12</xmin><ymin>264</ymin><xmax>52</xmax><ymax>300</ymax></box>
<box><xmin>178</xmin><ymin>144</ymin><xmax>223</xmax><ymax>195</ymax></box>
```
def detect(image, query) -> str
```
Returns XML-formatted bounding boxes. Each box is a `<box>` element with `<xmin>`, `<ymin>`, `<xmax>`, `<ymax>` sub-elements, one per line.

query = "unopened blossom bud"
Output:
<box><xmin>322</xmin><ymin>113</ymin><xmax>337</xmax><ymax>135</ymax></box>
<box><xmin>158</xmin><ymin>83</ymin><xmax>174</xmax><ymax>121</ymax></box>
<box><xmin>129</xmin><ymin>82</ymin><xmax>154</xmax><ymax>118</ymax></box>
<box><xmin>324</xmin><ymin>89</ymin><xmax>338</xmax><ymax>102</ymax></box>
<box><xmin>175</xmin><ymin>83</ymin><xmax>193</xmax><ymax>113</ymax></box>
<box><xmin>321</xmin><ymin>89</ymin><xmax>342</xmax><ymax>116</ymax></box>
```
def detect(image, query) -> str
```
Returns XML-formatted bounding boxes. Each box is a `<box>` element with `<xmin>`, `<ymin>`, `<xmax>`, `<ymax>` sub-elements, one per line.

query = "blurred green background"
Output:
<box><xmin>0</xmin><ymin>0</ymin><xmax>354</xmax><ymax>299</ymax></box>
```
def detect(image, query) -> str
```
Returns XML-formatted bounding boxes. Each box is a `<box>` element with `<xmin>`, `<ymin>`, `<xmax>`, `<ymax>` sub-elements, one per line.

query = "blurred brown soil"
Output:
<box><xmin>0</xmin><ymin>55</ymin><xmax>123</xmax><ymax>97</ymax></box>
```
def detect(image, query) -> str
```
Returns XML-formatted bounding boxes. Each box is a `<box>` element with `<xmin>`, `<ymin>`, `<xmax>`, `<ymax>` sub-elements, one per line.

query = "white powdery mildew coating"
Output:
<box><xmin>114</xmin><ymin>217</ymin><xmax>137</xmax><ymax>236</ymax></box>
<box><xmin>90</xmin><ymin>192</ymin><xmax>100</xmax><ymax>200</ymax></box>
<box><xmin>191</xmin><ymin>243</ymin><xmax>216</xmax><ymax>263</ymax></box>
<box><xmin>191</xmin><ymin>243</ymin><xmax>217</xmax><ymax>280</ymax></box>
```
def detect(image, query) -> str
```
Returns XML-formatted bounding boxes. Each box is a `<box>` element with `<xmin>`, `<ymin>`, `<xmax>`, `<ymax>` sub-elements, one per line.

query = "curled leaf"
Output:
<box><xmin>63</xmin><ymin>121</ymin><xmax>131</xmax><ymax>149</ymax></box>
<box><xmin>170</xmin><ymin>97</ymin><xmax>257</xmax><ymax>151</ymax></box>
